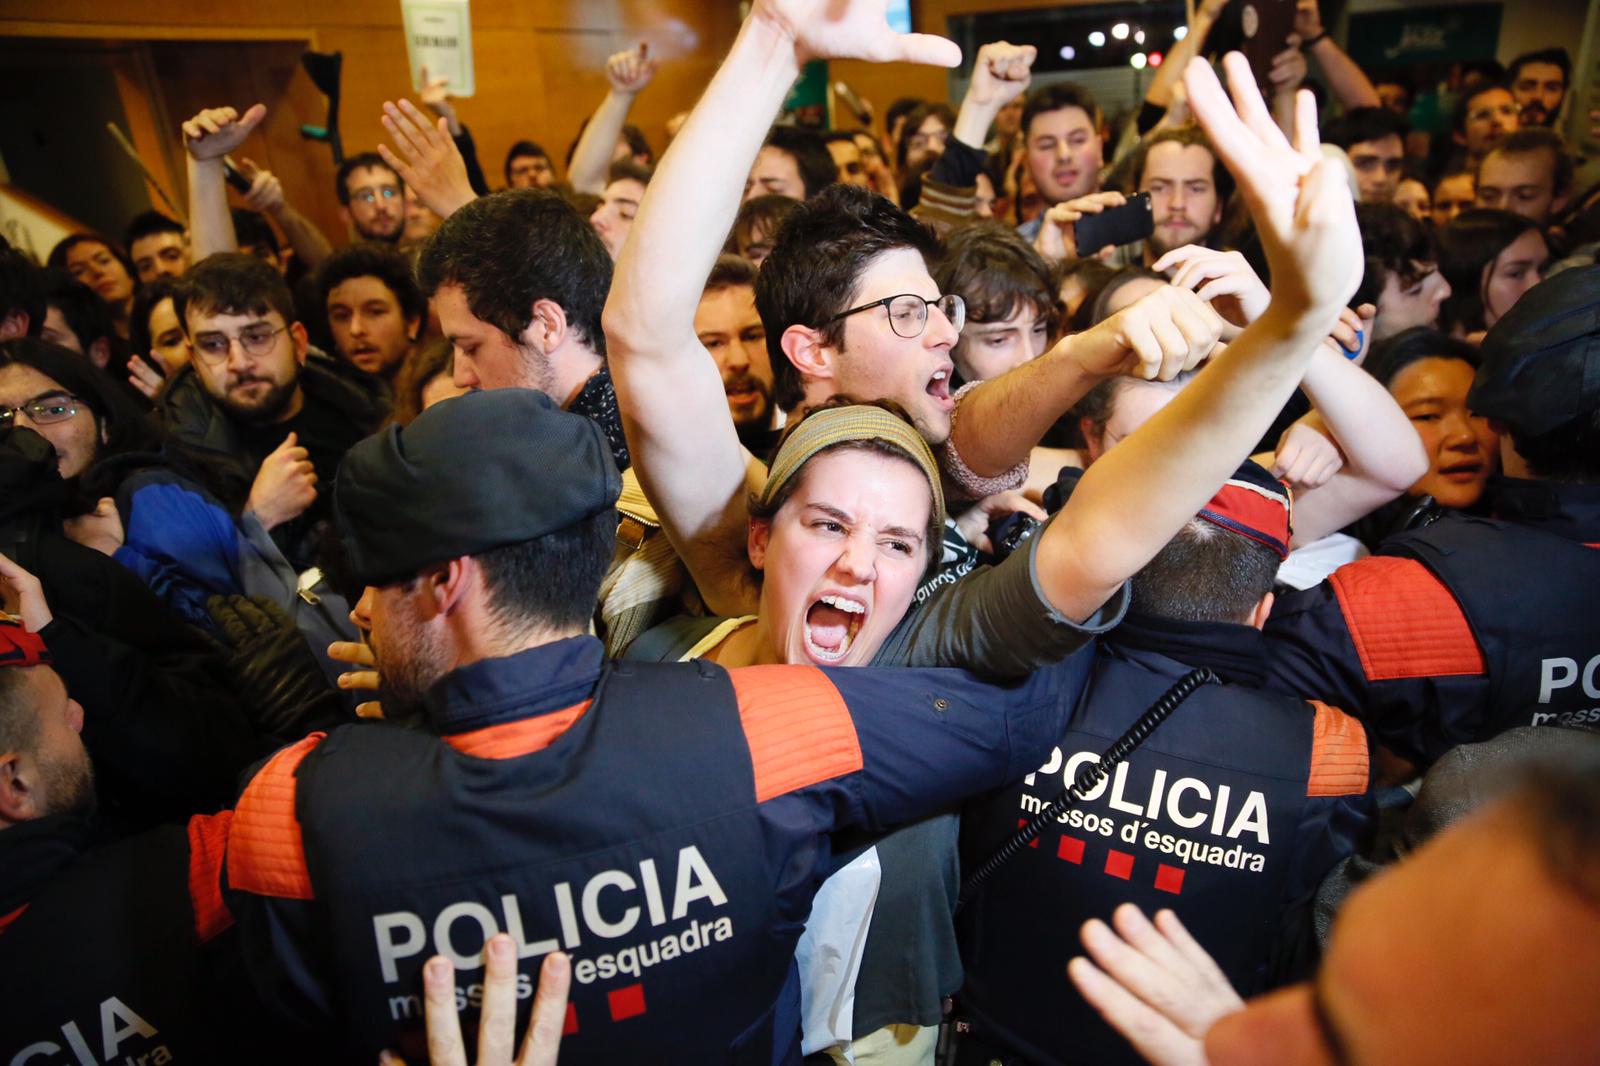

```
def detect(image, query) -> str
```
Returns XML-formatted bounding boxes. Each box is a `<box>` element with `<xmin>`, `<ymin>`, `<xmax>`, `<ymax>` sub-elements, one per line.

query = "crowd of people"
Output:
<box><xmin>1</xmin><ymin>0</ymin><xmax>1598</xmax><ymax>1063</ymax></box>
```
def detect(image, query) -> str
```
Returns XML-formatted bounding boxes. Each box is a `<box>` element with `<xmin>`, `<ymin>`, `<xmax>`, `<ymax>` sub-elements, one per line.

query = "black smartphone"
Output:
<box><xmin>1238</xmin><ymin>0</ymin><xmax>1299</xmax><ymax>89</ymax></box>
<box><xmin>222</xmin><ymin>158</ymin><xmax>253</xmax><ymax>194</ymax></box>
<box><xmin>1074</xmin><ymin>192</ymin><xmax>1153</xmax><ymax>255</ymax></box>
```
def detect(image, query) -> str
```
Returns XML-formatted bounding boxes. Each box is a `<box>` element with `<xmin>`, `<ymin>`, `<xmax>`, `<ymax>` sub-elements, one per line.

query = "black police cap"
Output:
<box><xmin>1469</xmin><ymin>264</ymin><xmax>1600</xmax><ymax>436</ymax></box>
<box><xmin>334</xmin><ymin>389</ymin><xmax>621</xmax><ymax>587</ymax></box>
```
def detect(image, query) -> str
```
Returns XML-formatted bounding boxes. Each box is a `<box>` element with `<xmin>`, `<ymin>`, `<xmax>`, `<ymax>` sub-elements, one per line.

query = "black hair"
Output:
<box><xmin>884</xmin><ymin>97</ymin><xmax>925</xmax><ymax>136</ymax></box>
<box><xmin>1021</xmin><ymin>82</ymin><xmax>1102</xmax><ymax>141</ymax></box>
<box><xmin>1508</xmin><ymin>48</ymin><xmax>1572</xmax><ymax>88</ymax></box>
<box><xmin>43</xmin><ymin>270</ymin><xmax>122</xmax><ymax>365</ymax></box>
<box><xmin>1363</xmin><ymin>326</ymin><xmax>1482</xmax><ymax>389</ymax></box>
<box><xmin>1129</xmin><ymin>517</ymin><xmax>1280</xmax><ymax>625</ymax></box>
<box><xmin>129</xmin><ymin>276</ymin><xmax>185</xmax><ymax>361</ymax></box>
<box><xmin>606</xmin><ymin>158</ymin><xmax>654</xmax><ymax>188</ymax></box>
<box><xmin>936</xmin><ymin>220</ymin><xmax>1055</xmax><ymax>331</ymax></box>
<box><xmin>1437</xmin><ymin>208</ymin><xmax>1543</xmax><ymax>335</ymax></box>
<box><xmin>335</xmin><ymin>152</ymin><xmax>403</xmax><ymax>206</ymax></box>
<box><xmin>0</xmin><ymin>246</ymin><xmax>45</xmax><ymax>337</ymax></box>
<box><xmin>895</xmin><ymin>102</ymin><xmax>956</xmax><ymax>174</ymax></box>
<box><xmin>1353</xmin><ymin>203</ymin><xmax>1437</xmax><ymax>309</ymax></box>
<box><xmin>315</xmin><ymin>242</ymin><xmax>427</xmax><ymax>333</ymax></box>
<box><xmin>1057</xmin><ymin>257</ymin><xmax>1120</xmax><ymax>334</ymax></box>
<box><xmin>1510</xmin><ymin>410</ymin><xmax>1600</xmax><ymax>483</ymax></box>
<box><xmin>822</xmin><ymin>130</ymin><xmax>863</xmax><ymax>146</ymax></box>
<box><xmin>122</xmin><ymin>210</ymin><xmax>185</xmax><ymax>251</ymax></box>
<box><xmin>231</xmin><ymin>208</ymin><xmax>281</xmax><ymax>255</ymax></box>
<box><xmin>704</xmin><ymin>254</ymin><xmax>758</xmax><ymax>294</ymax></box>
<box><xmin>1481</xmin><ymin>127</ymin><xmax>1574</xmax><ymax>195</ymax></box>
<box><xmin>763</xmin><ymin>126</ymin><xmax>839</xmax><ymax>199</ymax></box>
<box><xmin>504</xmin><ymin>140</ymin><xmax>552</xmax><ymax>184</ymax></box>
<box><xmin>754</xmin><ymin>184</ymin><xmax>942</xmax><ymax>412</ymax></box>
<box><xmin>475</xmin><ymin>508</ymin><xmax>617</xmax><ymax>633</ymax></box>
<box><xmin>174</xmin><ymin>252</ymin><xmax>298</xmax><ymax>334</ymax></box>
<box><xmin>621</xmin><ymin>124</ymin><xmax>653</xmax><ymax>164</ymax></box>
<box><xmin>1323</xmin><ymin>106</ymin><xmax>1410</xmax><ymax>151</ymax></box>
<box><xmin>733</xmin><ymin>194</ymin><xmax>802</xmax><ymax>257</ymax></box>
<box><xmin>415</xmin><ymin>189</ymin><xmax>611</xmax><ymax>355</ymax></box>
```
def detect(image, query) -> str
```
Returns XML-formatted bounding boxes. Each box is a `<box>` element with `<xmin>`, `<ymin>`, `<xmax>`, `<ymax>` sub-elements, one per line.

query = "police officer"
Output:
<box><xmin>955</xmin><ymin>464</ymin><xmax>1374</xmax><ymax>1066</ymax></box>
<box><xmin>1265</xmin><ymin>266</ymin><xmax>1600</xmax><ymax>766</ymax></box>
<box><xmin>213</xmin><ymin>389</ymin><xmax>1098</xmax><ymax>1063</ymax></box>
<box><xmin>0</xmin><ymin>619</ymin><xmax>272</xmax><ymax>1064</ymax></box>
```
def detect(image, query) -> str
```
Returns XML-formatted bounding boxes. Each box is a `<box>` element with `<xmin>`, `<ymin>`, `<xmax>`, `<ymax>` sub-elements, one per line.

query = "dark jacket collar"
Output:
<box><xmin>1487</xmin><ymin>476</ymin><xmax>1600</xmax><ymax>543</ymax></box>
<box><xmin>1106</xmin><ymin>611</ymin><xmax>1268</xmax><ymax>687</ymax></box>
<box><xmin>422</xmin><ymin>635</ymin><xmax>607</xmax><ymax>735</ymax></box>
<box><xmin>0</xmin><ymin>814</ymin><xmax>93</xmax><ymax>915</ymax></box>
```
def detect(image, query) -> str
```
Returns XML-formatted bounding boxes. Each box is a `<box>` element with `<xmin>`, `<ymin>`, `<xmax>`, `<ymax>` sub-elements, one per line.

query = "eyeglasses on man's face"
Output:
<box><xmin>827</xmin><ymin>293</ymin><xmax>966</xmax><ymax>339</ymax></box>
<box><xmin>191</xmin><ymin>323</ymin><xmax>289</xmax><ymax>364</ymax></box>
<box><xmin>0</xmin><ymin>392</ymin><xmax>81</xmax><ymax>429</ymax></box>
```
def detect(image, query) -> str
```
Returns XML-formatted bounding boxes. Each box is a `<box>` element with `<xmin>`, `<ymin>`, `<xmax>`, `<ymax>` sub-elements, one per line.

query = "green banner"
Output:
<box><xmin>1346</xmin><ymin>5</ymin><xmax>1502</xmax><ymax>69</ymax></box>
<box><xmin>783</xmin><ymin>59</ymin><xmax>829</xmax><ymax>130</ymax></box>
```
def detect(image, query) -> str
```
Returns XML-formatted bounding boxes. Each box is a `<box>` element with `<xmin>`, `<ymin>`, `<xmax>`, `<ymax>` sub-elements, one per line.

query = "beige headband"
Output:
<box><xmin>760</xmin><ymin>404</ymin><xmax>946</xmax><ymax>529</ymax></box>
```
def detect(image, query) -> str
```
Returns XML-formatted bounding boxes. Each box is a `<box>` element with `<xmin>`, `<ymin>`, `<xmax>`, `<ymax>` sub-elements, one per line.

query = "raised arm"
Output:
<box><xmin>1035</xmin><ymin>54</ymin><xmax>1363</xmax><ymax>622</ymax></box>
<box><xmin>1158</xmin><ymin>245</ymin><xmax>1427</xmax><ymax>545</ymax></box>
<box><xmin>236</xmin><ymin>160</ymin><xmax>335</xmax><ymax>270</ymax></box>
<box><xmin>603</xmin><ymin>0</ymin><xmax>960</xmax><ymax>615</ymax></box>
<box><xmin>1143</xmin><ymin>0</ymin><xmax>1228</xmax><ymax>113</ymax></box>
<box><xmin>568</xmin><ymin>44</ymin><xmax>659</xmax><ymax>195</ymax></box>
<box><xmin>1297</xmin><ymin>0</ymin><xmax>1381</xmax><ymax>110</ymax></box>
<box><xmin>181</xmin><ymin>104</ymin><xmax>266</xmax><ymax>261</ymax></box>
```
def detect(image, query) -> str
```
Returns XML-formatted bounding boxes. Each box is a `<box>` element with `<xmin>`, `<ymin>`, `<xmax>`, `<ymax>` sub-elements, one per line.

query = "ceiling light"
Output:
<box><xmin>1089</xmin><ymin>30</ymin><xmax>1106</xmax><ymax>47</ymax></box>
<box><xmin>1174</xmin><ymin>25</ymin><xmax>1189</xmax><ymax>40</ymax></box>
<box><xmin>1059</xmin><ymin>44</ymin><xmax>1077</xmax><ymax>60</ymax></box>
<box><xmin>1112</xmin><ymin>22</ymin><xmax>1130</xmax><ymax>40</ymax></box>
<box><xmin>1130</xmin><ymin>52</ymin><xmax>1148</xmax><ymax>69</ymax></box>
<box><xmin>1135</xmin><ymin>29</ymin><xmax>1146</xmax><ymax>44</ymax></box>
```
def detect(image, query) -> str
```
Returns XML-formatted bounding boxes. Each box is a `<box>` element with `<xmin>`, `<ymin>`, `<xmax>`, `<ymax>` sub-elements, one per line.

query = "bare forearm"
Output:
<box><xmin>1041</xmin><ymin>305</ymin><xmax>1327</xmax><ymax>618</ymax></box>
<box><xmin>1308</xmin><ymin>38</ymin><xmax>1380</xmax><ymax>109</ymax></box>
<box><xmin>1145</xmin><ymin>10</ymin><xmax>1216</xmax><ymax>109</ymax></box>
<box><xmin>187</xmin><ymin>157</ymin><xmax>238</xmax><ymax>260</ymax></box>
<box><xmin>1300</xmin><ymin>347</ymin><xmax>1425</xmax><ymax>489</ymax></box>
<box><xmin>270</xmin><ymin>203</ymin><xmax>334</xmax><ymax>270</ymax></box>
<box><xmin>951</xmin><ymin>348</ymin><xmax>1101</xmax><ymax>476</ymax></box>
<box><xmin>569</xmin><ymin>92</ymin><xmax>636</xmax><ymax>195</ymax></box>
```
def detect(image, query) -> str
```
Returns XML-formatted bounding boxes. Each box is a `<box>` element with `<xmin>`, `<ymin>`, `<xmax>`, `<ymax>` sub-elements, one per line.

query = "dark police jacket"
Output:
<box><xmin>957</xmin><ymin>615</ymin><xmax>1373</xmax><ymax>1066</ymax></box>
<box><xmin>1265</xmin><ymin>477</ymin><xmax>1600</xmax><ymax>765</ymax></box>
<box><xmin>0</xmin><ymin>813</ymin><xmax>257</xmax><ymax>1064</ymax></box>
<box><xmin>210</xmin><ymin>634</ymin><xmax>1093</xmax><ymax>1063</ymax></box>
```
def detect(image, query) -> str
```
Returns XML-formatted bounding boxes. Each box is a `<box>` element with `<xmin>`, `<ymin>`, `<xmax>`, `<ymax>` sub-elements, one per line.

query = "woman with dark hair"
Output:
<box><xmin>1360</xmin><ymin>326</ymin><xmax>1500</xmax><ymax>515</ymax></box>
<box><xmin>46</xmin><ymin>233</ymin><xmax>137</xmax><ymax>338</ymax></box>
<box><xmin>125</xmin><ymin>277</ymin><xmax>193</xmax><ymax>401</ymax></box>
<box><xmin>1437</xmin><ymin>208</ymin><xmax>1548</xmax><ymax>339</ymax></box>
<box><xmin>0</xmin><ymin>338</ymin><xmax>359</xmax><ymax>671</ymax></box>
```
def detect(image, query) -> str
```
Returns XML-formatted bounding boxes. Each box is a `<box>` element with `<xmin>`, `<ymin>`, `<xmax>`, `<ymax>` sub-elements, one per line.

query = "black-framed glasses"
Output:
<box><xmin>191</xmin><ymin>323</ymin><xmax>289</xmax><ymax>364</ymax></box>
<box><xmin>0</xmin><ymin>392</ymin><xmax>81</xmax><ymax>429</ymax></box>
<box><xmin>827</xmin><ymin>293</ymin><xmax>966</xmax><ymax>339</ymax></box>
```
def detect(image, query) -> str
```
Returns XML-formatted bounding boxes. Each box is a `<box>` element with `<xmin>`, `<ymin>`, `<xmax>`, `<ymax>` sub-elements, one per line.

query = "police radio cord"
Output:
<box><xmin>956</xmin><ymin>667</ymin><xmax>1219</xmax><ymax>911</ymax></box>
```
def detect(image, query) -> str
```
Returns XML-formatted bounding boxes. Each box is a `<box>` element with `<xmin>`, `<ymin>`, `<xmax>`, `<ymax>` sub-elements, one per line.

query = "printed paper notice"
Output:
<box><xmin>401</xmin><ymin>0</ymin><xmax>475</xmax><ymax>97</ymax></box>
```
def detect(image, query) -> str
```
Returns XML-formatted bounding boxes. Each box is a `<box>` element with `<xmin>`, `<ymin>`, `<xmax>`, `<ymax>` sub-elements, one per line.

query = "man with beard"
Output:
<box><xmin>695</xmin><ymin>255</ymin><xmax>777</xmax><ymax>453</ymax></box>
<box><xmin>1508</xmin><ymin>48</ymin><xmax>1570</xmax><ymax>128</ymax></box>
<box><xmin>161</xmin><ymin>253</ymin><xmax>386</xmax><ymax>571</ymax></box>
<box><xmin>336</xmin><ymin>152</ymin><xmax>407</xmax><ymax>245</ymax></box>
<box><xmin>1110</xmin><ymin>127</ymin><xmax>1228</xmax><ymax>268</ymax></box>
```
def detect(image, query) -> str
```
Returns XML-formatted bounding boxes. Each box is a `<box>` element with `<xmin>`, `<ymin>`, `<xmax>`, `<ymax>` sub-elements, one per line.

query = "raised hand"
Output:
<box><xmin>126</xmin><ymin>354</ymin><xmax>165</xmax><ymax>401</ymax></box>
<box><xmin>1272</xmin><ymin>420</ymin><xmax>1344</xmax><ymax>491</ymax></box>
<box><xmin>1034</xmin><ymin>191</ymin><xmax>1127</xmax><ymax>261</ymax></box>
<box><xmin>182</xmin><ymin>104</ymin><xmax>267</xmax><ymax>162</ymax></box>
<box><xmin>1068</xmin><ymin>904</ymin><xmax>1244</xmax><ymax>1066</ymax></box>
<box><xmin>1068</xmin><ymin>282</ymin><xmax>1224</xmax><ymax>382</ymax></box>
<box><xmin>966</xmin><ymin>41</ymin><xmax>1036</xmax><ymax>109</ymax></box>
<box><xmin>1155</xmin><ymin>245</ymin><xmax>1271</xmax><ymax>330</ymax></box>
<box><xmin>378</xmin><ymin>936</ymin><xmax>570</xmax><ymax>1066</ymax></box>
<box><xmin>1182</xmin><ymin>53</ymin><xmax>1360</xmax><ymax>320</ymax></box>
<box><xmin>246</xmin><ymin>431</ymin><xmax>317</xmax><ymax>531</ymax></box>
<box><xmin>236</xmin><ymin>158</ymin><xmax>286</xmax><ymax>214</ymax></box>
<box><xmin>606</xmin><ymin>42</ymin><xmax>660</xmax><ymax>96</ymax></box>
<box><xmin>377</xmin><ymin>98</ymin><xmax>477</xmax><ymax>219</ymax></box>
<box><xmin>749</xmin><ymin>0</ymin><xmax>962</xmax><ymax>67</ymax></box>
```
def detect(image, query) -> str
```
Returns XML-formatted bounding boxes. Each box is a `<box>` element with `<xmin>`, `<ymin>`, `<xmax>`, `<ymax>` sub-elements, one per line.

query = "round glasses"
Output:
<box><xmin>827</xmin><ymin>293</ymin><xmax>966</xmax><ymax>339</ymax></box>
<box><xmin>0</xmin><ymin>392</ymin><xmax>81</xmax><ymax>429</ymax></box>
<box><xmin>191</xmin><ymin>323</ymin><xmax>289</xmax><ymax>365</ymax></box>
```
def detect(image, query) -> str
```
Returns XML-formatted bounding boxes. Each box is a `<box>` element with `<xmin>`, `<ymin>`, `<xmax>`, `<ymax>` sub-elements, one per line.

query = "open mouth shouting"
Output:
<box><xmin>926</xmin><ymin>365</ymin><xmax>954</xmax><ymax>411</ymax></box>
<box><xmin>804</xmin><ymin>592</ymin><xmax>868</xmax><ymax>663</ymax></box>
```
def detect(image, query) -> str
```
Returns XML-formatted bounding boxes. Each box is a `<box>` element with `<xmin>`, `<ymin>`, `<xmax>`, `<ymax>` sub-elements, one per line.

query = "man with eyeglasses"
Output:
<box><xmin>1325</xmin><ymin>107</ymin><xmax>1409</xmax><ymax>205</ymax></box>
<box><xmin>160</xmin><ymin>253</ymin><xmax>385</xmax><ymax>572</ymax></box>
<box><xmin>336</xmin><ymin>152</ymin><xmax>407</xmax><ymax>245</ymax></box>
<box><xmin>1453</xmin><ymin>82</ymin><xmax>1521</xmax><ymax>171</ymax></box>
